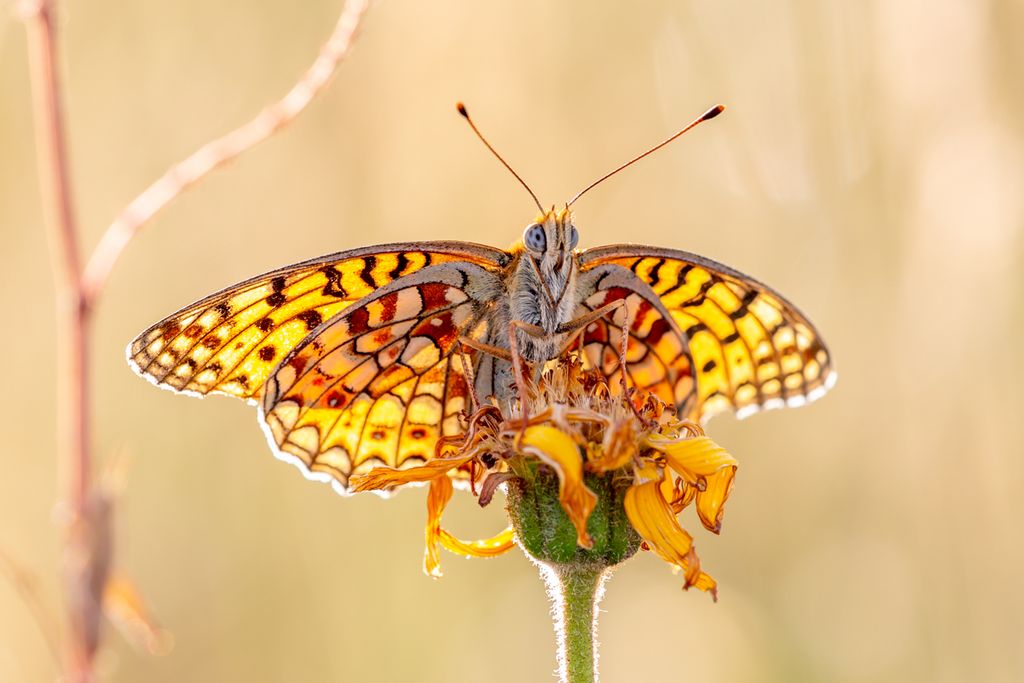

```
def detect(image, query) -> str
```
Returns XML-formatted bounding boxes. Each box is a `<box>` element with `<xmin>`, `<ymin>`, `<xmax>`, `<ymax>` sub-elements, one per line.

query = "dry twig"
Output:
<box><xmin>16</xmin><ymin>1</ymin><xmax>370</xmax><ymax>680</ymax></box>
<box><xmin>81</xmin><ymin>0</ymin><xmax>370</xmax><ymax>306</ymax></box>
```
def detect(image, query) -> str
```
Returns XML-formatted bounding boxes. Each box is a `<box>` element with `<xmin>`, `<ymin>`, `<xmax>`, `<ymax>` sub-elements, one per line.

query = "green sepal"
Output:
<box><xmin>506</xmin><ymin>461</ymin><xmax>641</xmax><ymax>569</ymax></box>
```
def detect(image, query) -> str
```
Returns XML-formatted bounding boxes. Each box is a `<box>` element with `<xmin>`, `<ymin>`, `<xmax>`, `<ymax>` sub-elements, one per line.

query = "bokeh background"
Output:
<box><xmin>2</xmin><ymin>1</ymin><xmax>1023</xmax><ymax>681</ymax></box>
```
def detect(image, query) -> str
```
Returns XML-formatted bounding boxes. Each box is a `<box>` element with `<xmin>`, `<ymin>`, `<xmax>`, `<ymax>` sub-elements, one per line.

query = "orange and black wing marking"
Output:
<box><xmin>574</xmin><ymin>265</ymin><xmax>696</xmax><ymax>416</ymax></box>
<box><xmin>127</xmin><ymin>242</ymin><xmax>507</xmax><ymax>404</ymax></box>
<box><xmin>579</xmin><ymin>246</ymin><xmax>835</xmax><ymax>423</ymax></box>
<box><xmin>259</xmin><ymin>263</ymin><xmax>499</xmax><ymax>493</ymax></box>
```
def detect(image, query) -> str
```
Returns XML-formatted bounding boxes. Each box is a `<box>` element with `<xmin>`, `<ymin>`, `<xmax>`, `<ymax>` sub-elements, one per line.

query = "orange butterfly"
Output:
<box><xmin>129</xmin><ymin>105</ymin><xmax>834</xmax><ymax>494</ymax></box>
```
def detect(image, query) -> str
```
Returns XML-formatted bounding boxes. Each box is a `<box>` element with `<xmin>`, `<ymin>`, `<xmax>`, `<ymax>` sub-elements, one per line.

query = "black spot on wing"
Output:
<box><xmin>359</xmin><ymin>256</ymin><xmax>378</xmax><ymax>289</ymax></box>
<box><xmin>321</xmin><ymin>265</ymin><xmax>347</xmax><ymax>298</ymax></box>
<box><xmin>298</xmin><ymin>310</ymin><xmax>323</xmax><ymax>331</ymax></box>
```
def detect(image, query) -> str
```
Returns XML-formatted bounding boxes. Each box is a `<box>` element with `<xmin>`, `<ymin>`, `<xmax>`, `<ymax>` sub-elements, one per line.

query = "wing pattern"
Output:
<box><xmin>574</xmin><ymin>265</ymin><xmax>696</xmax><ymax>416</ymax></box>
<box><xmin>260</xmin><ymin>264</ymin><xmax>500</xmax><ymax>491</ymax></box>
<box><xmin>127</xmin><ymin>243</ymin><xmax>506</xmax><ymax>403</ymax></box>
<box><xmin>580</xmin><ymin>246</ymin><xmax>834</xmax><ymax>422</ymax></box>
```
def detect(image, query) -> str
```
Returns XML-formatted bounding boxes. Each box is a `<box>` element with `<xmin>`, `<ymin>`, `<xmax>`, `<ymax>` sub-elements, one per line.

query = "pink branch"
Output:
<box><xmin>19</xmin><ymin>0</ymin><xmax>83</xmax><ymax>296</ymax></box>
<box><xmin>17</xmin><ymin>1</ymin><xmax>370</xmax><ymax>680</ymax></box>
<box><xmin>19</xmin><ymin>0</ymin><xmax>91</xmax><ymax>511</ymax></box>
<box><xmin>81</xmin><ymin>0</ymin><xmax>370</xmax><ymax>307</ymax></box>
<box><xmin>19</xmin><ymin>0</ymin><xmax>96</xmax><ymax>679</ymax></box>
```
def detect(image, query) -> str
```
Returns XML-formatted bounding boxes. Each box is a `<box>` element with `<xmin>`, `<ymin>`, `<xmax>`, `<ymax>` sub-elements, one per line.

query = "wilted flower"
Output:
<box><xmin>350</xmin><ymin>356</ymin><xmax>738</xmax><ymax>598</ymax></box>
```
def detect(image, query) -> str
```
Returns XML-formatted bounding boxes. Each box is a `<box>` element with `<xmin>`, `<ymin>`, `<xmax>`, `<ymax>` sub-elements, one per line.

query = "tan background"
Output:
<box><xmin>2</xmin><ymin>1</ymin><xmax>1023</xmax><ymax>681</ymax></box>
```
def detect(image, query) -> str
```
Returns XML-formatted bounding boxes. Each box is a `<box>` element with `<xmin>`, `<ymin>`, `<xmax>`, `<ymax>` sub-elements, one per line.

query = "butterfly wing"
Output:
<box><xmin>259</xmin><ymin>263</ymin><xmax>500</xmax><ymax>493</ymax></box>
<box><xmin>578</xmin><ymin>246</ymin><xmax>835</xmax><ymax>423</ymax></box>
<box><xmin>574</xmin><ymin>264</ymin><xmax>697</xmax><ymax>415</ymax></box>
<box><xmin>127</xmin><ymin>242</ymin><xmax>508</xmax><ymax>403</ymax></box>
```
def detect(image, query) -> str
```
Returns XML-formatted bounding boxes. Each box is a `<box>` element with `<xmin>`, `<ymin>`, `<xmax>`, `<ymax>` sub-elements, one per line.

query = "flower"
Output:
<box><xmin>350</xmin><ymin>356</ymin><xmax>739</xmax><ymax>598</ymax></box>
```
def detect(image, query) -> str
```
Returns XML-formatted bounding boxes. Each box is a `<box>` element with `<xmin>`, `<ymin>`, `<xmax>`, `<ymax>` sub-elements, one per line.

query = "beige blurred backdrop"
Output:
<box><xmin>2</xmin><ymin>1</ymin><xmax>1023</xmax><ymax>681</ymax></box>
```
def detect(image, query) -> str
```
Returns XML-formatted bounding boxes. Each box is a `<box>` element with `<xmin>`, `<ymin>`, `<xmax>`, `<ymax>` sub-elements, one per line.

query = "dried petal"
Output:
<box><xmin>478</xmin><ymin>471</ymin><xmax>515</xmax><ymax>507</ymax></box>
<box><xmin>350</xmin><ymin>449</ymin><xmax>475</xmax><ymax>492</ymax></box>
<box><xmin>519</xmin><ymin>425</ymin><xmax>598</xmax><ymax>549</ymax></box>
<box><xmin>623</xmin><ymin>479</ymin><xmax>716</xmax><ymax>597</ymax></box>
<box><xmin>696</xmin><ymin>467</ymin><xmax>736</xmax><ymax>534</ymax></box>
<box><xmin>667</xmin><ymin>477</ymin><xmax>697</xmax><ymax>514</ymax></box>
<box><xmin>423</xmin><ymin>475</ymin><xmax>516</xmax><ymax>577</ymax></box>
<box><xmin>439</xmin><ymin>527</ymin><xmax>516</xmax><ymax>558</ymax></box>
<box><xmin>586</xmin><ymin>419</ymin><xmax>637</xmax><ymax>473</ymax></box>
<box><xmin>424</xmin><ymin>476</ymin><xmax>454</xmax><ymax>577</ymax></box>
<box><xmin>646</xmin><ymin>434</ymin><xmax>737</xmax><ymax>532</ymax></box>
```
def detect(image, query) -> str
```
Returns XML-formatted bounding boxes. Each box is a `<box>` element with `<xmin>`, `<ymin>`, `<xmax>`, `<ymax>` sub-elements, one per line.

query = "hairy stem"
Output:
<box><xmin>541</xmin><ymin>563</ymin><xmax>608</xmax><ymax>683</ymax></box>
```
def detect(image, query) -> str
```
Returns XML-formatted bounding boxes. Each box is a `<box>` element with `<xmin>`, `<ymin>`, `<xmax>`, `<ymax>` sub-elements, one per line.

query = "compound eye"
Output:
<box><xmin>524</xmin><ymin>224</ymin><xmax>547</xmax><ymax>252</ymax></box>
<box><xmin>568</xmin><ymin>225</ymin><xmax>579</xmax><ymax>249</ymax></box>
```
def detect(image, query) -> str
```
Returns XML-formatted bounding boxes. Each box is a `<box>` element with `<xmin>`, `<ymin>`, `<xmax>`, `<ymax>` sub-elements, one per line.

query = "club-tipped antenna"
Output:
<box><xmin>457</xmin><ymin>102</ymin><xmax>544</xmax><ymax>213</ymax></box>
<box><xmin>567</xmin><ymin>104</ymin><xmax>725</xmax><ymax>207</ymax></box>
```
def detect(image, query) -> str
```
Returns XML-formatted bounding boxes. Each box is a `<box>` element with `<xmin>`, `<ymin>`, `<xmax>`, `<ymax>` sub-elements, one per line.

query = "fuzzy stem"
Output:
<box><xmin>541</xmin><ymin>562</ymin><xmax>608</xmax><ymax>683</ymax></box>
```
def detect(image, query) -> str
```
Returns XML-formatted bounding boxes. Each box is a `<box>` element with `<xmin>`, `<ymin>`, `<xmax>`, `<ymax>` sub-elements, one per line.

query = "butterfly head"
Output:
<box><xmin>522</xmin><ymin>206</ymin><xmax>578</xmax><ymax>269</ymax></box>
<box><xmin>519</xmin><ymin>206</ymin><xmax>579</xmax><ymax>306</ymax></box>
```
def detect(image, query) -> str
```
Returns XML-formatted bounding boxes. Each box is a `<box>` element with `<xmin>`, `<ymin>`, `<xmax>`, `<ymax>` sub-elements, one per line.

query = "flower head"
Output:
<box><xmin>350</xmin><ymin>356</ymin><xmax>739</xmax><ymax>598</ymax></box>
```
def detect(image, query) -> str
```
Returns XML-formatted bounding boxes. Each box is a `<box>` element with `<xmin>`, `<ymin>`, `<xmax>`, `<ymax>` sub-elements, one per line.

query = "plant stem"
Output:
<box><xmin>542</xmin><ymin>563</ymin><xmax>608</xmax><ymax>683</ymax></box>
<box><xmin>20</xmin><ymin>1</ymin><xmax>97</xmax><ymax>680</ymax></box>
<box><xmin>80</xmin><ymin>0</ymin><xmax>369</xmax><ymax>303</ymax></box>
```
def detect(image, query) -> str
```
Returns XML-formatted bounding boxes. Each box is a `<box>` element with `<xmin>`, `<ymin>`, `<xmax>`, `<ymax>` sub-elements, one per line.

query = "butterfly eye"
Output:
<box><xmin>568</xmin><ymin>225</ymin><xmax>579</xmax><ymax>249</ymax></box>
<box><xmin>524</xmin><ymin>224</ymin><xmax>547</xmax><ymax>252</ymax></box>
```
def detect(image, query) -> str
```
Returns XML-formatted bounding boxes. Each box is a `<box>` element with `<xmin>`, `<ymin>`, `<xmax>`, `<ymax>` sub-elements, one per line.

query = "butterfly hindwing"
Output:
<box><xmin>127</xmin><ymin>242</ymin><xmax>507</xmax><ymax>403</ymax></box>
<box><xmin>259</xmin><ymin>263</ymin><xmax>500</xmax><ymax>491</ymax></box>
<box><xmin>574</xmin><ymin>264</ymin><xmax>697</xmax><ymax>416</ymax></box>
<box><xmin>579</xmin><ymin>245</ymin><xmax>835</xmax><ymax>422</ymax></box>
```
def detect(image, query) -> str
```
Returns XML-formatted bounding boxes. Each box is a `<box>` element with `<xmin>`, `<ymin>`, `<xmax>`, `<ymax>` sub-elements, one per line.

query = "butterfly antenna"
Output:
<box><xmin>567</xmin><ymin>104</ymin><xmax>725</xmax><ymax>206</ymax></box>
<box><xmin>457</xmin><ymin>102</ymin><xmax>544</xmax><ymax>213</ymax></box>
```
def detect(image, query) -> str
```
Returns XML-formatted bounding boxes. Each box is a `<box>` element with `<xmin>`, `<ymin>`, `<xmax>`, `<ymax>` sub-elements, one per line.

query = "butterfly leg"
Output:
<box><xmin>457</xmin><ymin>336</ymin><xmax>513</xmax><ymax>362</ymax></box>
<box><xmin>556</xmin><ymin>299</ymin><xmax>630</xmax><ymax>391</ymax></box>
<box><xmin>456</xmin><ymin>340</ymin><xmax>488</xmax><ymax>412</ymax></box>
<box><xmin>506</xmin><ymin>320</ymin><xmax>548</xmax><ymax>443</ymax></box>
<box><xmin>556</xmin><ymin>300</ymin><xmax>651</xmax><ymax>424</ymax></box>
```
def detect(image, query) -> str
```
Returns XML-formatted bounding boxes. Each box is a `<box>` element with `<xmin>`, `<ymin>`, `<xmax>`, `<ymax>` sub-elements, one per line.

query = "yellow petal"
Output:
<box><xmin>623</xmin><ymin>480</ymin><xmax>715</xmax><ymax>596</ymax></box>
<box><xmin>586</xmin><ymin>419</ymin><xmax>637</xmax><ymax>473</ymax></box>
<box><xmin>424</xmin><ymin>476</ymin><xmax>454</xmax><ymax>578</ymax></box>
<box><xmin>696</xmin><ymin>467</ymin><xmax>736</xmax><ymax>534</ymax></box>
<box><xmin>663</xmin><ymin>475</ymin><xmax>697</xmax><ymax>514</ymax></box>
<box><xmin>520</xmin><ymin>424</ymin><xmax>598</xmax><ymax>549</ymax></box>
<box><xmin>646</xmin><ymin>434</ymin><xmax>737</xmax><ymax>532</ymax></box>
<box><xmin>439</xmin><ymin>527</ymin><xmax>516</xmax><ymax>558</ymax></box>
<box><xmin>423</xmin><ymin>476</ymin><xmax>516</xmax><ymax>577</ymax></box>
<box><xmin>647</xmin><ymin>434</ymin><xmax>737</xmax><ymax>479</ymax></box>
<box><xmin>350</xmin><ymin>449</ymin><xmax>474</xmax><ymax>492</ymax></box>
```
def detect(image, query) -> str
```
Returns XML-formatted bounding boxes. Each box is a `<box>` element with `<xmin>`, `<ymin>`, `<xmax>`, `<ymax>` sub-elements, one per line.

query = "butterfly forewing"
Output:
<box><xmin>260</xmin><ymin>263</ymin><xmax>500</xmax><ymax>491</ymax></box>
<box><xmin>579</xmin><ymin>246</ymin><xmax>834</xmax><ymax>422</ymax></box>
<box><xmin>127</xmin><ymin>243</ymin><xmax>507</xmax><ymax>403</ymax></box>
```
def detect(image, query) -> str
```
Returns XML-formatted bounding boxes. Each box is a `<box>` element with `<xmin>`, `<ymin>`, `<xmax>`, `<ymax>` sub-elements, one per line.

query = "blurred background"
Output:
<box><xmin>2</xmin><ymin>0</ymin><xmax>1023</xmax><ymax>681</ymax></box>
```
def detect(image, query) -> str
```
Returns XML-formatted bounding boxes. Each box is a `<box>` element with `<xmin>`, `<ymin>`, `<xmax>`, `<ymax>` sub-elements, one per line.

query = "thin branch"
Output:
<box><xmin>18</xmin><ymin>0</ymin><xmax>89</xmax><ymax>514</ymax></box>
<box><xmin>81</xmin><ymin>0</ymin><xmax>370</xmax><ymax>307</ymax></box>
<box><xmin>17</xmin><ymin>1</ymin><xmax>371</xmax><ymax>680</ymax></box>
<box><xmin>18</xmin><ymin>0</ymin><xmax>83</xmax><ymax>296</ymax></box>
<box><xmin>20</xmin><ymin>2</ymin><xmax>95</xmax><ymax>678</ymax></box>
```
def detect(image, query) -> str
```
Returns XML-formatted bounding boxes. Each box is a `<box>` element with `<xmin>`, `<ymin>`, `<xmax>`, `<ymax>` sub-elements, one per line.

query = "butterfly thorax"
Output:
<box><xmin>497</xmin><ymin>208</ymin><xmax>580</xmax><ymax>363</ymax></box>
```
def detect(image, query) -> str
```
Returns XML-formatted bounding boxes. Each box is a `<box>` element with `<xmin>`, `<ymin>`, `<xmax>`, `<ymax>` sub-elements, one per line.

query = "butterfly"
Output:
<box><xmin>128</xmin><ymin>104</ymin><xmax>835</xmax><ymax>495</ymax></box>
